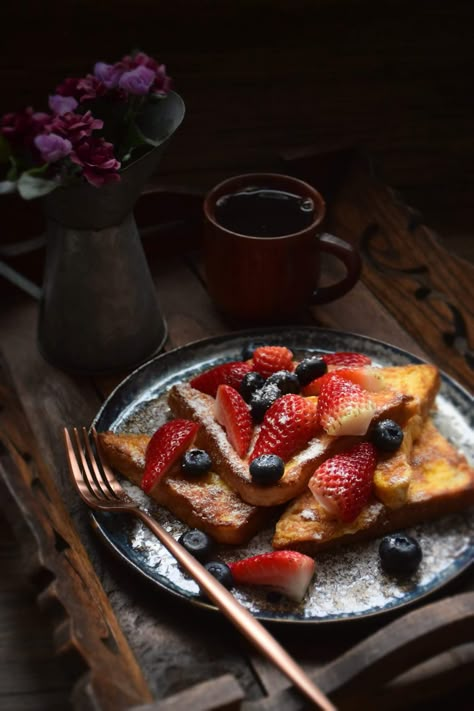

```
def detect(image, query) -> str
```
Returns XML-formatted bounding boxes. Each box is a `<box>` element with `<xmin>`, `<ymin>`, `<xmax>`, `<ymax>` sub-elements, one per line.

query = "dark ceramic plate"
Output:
<box><xmin>91</xmin><ymin>327</ymin><xmax>473</xmax><ymax>624</ymax></box>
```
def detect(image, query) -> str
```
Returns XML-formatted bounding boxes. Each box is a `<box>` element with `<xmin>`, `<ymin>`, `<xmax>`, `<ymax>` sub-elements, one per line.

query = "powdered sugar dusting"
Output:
<box><xmin>108</xmin><ymin>385</ymin><xmax>473</xmax><ymax>621</ymax></box>
<box><xmin>93</xmin><ymin>331</ymin><xmax>474</xmax><ymax>622</ymax></box>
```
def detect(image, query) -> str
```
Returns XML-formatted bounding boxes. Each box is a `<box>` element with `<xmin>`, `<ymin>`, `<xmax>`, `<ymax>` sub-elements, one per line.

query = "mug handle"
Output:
<box><xmin>311</xmin><ymin>233</ymin><xmax>362</xmax><ymax>304</ymax></box>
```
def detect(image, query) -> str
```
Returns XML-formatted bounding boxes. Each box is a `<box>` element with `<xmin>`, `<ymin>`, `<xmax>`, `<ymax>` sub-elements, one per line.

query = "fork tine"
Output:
<box><xmin>80</xmin><ymin>427</ymin><xmax>119</xmax><ymax>501</ymax></box>
<box><xmin>91</xmin><ymin>428</ymin><xmax>126</xmax><ymax>498</ymax></box>
<box><xmin>72</xmin><ymin>427</ymin><xmax>108</xmax><ymax>502</ymax></box>
<box><xmin>63</xmin><ymin>428</ymin><xmax>96</xmax><ymax>504</ymax></box>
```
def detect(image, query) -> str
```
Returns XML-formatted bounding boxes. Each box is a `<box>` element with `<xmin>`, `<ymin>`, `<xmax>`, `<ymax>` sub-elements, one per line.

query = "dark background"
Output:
<box><xmin>1</xmin><ymin>0</ymin><xmax>473</xmax><ymax>260</ymax></box>
<box><xmin>0</xmin><ymin>2</ymin><xmax>473</xmax><ymax>707</ymax></box>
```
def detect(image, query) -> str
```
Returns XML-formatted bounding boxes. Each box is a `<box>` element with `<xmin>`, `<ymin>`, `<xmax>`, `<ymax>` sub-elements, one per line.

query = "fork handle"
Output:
<box><xmin>135</xmin><ymin>509</ymin><xmax>335</xmax><ymax>711</ymax></box>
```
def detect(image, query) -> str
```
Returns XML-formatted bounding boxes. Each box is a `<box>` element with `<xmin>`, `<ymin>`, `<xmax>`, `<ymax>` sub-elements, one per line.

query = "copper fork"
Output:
<box><xmin>63</xmin><ymin>426</ymin><xmax>336</xmax><ymax>711</ymax></box>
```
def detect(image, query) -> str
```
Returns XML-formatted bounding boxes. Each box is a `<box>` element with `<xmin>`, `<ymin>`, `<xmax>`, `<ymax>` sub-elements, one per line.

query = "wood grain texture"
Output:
<box><xmin>130</xmin><ymin>674</ymin><xmax>245</xmax><ymax>711</ymax></box>
<box><xmin>1</xmin><ymin>144</ymin><xmax>473</xmax><ymax>709</ymax></box>
<box><xmin>0</xmin><ymin>296</ymin><xmax>264</xmax><ymax>708</ymax></box>
<box><xmin>320</xmin><ymin>154</ymin><xmax>474</xmax><ymax>391</ymax></box>
<box><xmin>0</xmin><ymin>357</ymin><xmax>153</xmax><ymax>710</ymax></box>
<box><xmin>241</xmin><ymin>593</ymin><xmax>474</xmax><ymax>711</ymax></box>
<box><xmin>0</xmin><ymin>512</ymin><xmax>72</xmax><ymax>711</ymax></box>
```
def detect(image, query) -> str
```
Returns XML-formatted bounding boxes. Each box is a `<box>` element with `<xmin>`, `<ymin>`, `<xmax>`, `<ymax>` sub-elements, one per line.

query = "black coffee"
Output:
<box><xmin>214</xmin><ymin>187</ymin><xmax>314</xmax><ymax>237</ymax></box>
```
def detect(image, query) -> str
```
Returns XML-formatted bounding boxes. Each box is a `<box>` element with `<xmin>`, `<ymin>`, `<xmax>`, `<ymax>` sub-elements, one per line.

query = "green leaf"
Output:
<box><xmin>0</xmin><ymin>135</ymin><xmax>11</xmax><ymax>164</ymax></box>
<box><xmin>118</xmin><ymin>120</ymin><xmax>150</xmax><ymax>162</ymax></box>
<box><xmin>17</xmin><ymin>173</ymin><xmax>58</xmax><ymax>200</ymax></box>
<box><xmin>6</xmin><ymin>155</ymin><xmax>19</xmax><ymax>181</ymax></box>
<box><xmin>25</xmin><ymin>163</ymin><xmax>50</xmax><ymax>177</ymax></box>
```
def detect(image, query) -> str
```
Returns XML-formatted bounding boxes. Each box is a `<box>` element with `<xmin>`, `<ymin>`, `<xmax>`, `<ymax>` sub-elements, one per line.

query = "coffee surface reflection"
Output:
<box><xmin>215</xmin><ymin>187</ymin><xmax>314</xmax><ymax>237</ymax></box>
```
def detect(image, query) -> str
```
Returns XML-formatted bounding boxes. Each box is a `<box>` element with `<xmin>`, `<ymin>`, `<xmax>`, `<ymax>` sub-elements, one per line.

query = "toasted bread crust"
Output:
<box><xmin>379</xmin><ymin>364</ymin><xmax>440</xmax><ymax>421</ymax></box>
<box><xmin>168</xmin><ymin>382</ymin><xmax>339</xmax><ymax>506</ymax></box>
<box><xmin>98</xmin><ymin>362</ymin><xmax>469</xmax><ymax>554</ymax></box>
<box><xmin>167</xmin><ymin>366</ymin><xmax>429</xmax><ymax>507</ymax></box>
<box><xmin>272</xmin><ymin>420</ymin><xmax>474</xmax><ymax>553</ymax></box>
<box><xmin>372</xmin><ymin>414</ymin><xmax>423</xmax><ymax>509</ymax></box>
<box><xmin>98</xmin><ymin>431</ymin><xmax>273</xmax><ymax>545</ymax></box>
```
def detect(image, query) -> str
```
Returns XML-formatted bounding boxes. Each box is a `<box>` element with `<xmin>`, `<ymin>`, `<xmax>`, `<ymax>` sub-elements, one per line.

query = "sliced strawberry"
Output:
<box><xmin>215</xmin><ymin>384</ymin><xmax>253</xmax><ymax>458</ymax></box>
<box><xmin>303</xmin><ymin>366</ymin><xmax>385</xmax><ymax>396</ymax></box>
<box><xmin>250</xmin><ymin>394</ymin><xmax>319</xmax><ymax>462</ymax></box>
<box><xmin>317</xmin><ymin>373</ymin><xmax>377</xmax><ymax>436</ymax></box>
<box><xmin>322</xmin><ymin>352</ymin><xmax>372</xmax><ymax>369</ymax></box>
<box><xmin>190</xmin><ymin>361</ymin><xmax>252</xmax><ymax>397</ymax></box>
<box><xmin>308</xmin><ymin>441</ymin><xmax>377</xmax><ymax>522</ymax></box>
<box><xmin>142</xmin><ymin>419</ymin><xmax>199</xmax><ymax>494</ymax></box>
<box><xmin>228</xmin><ymin>550</ymin><xmax>315</xmax><ymax>602</ymax></box>
<box><xmin>252</xmin><ymin>346</ymin><xmax>294</xmax><ymax>378</ymax></box>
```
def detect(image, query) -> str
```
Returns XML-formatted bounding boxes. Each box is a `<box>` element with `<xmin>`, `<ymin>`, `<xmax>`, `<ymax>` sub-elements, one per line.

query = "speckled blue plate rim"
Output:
<box><xmin>90</xmin><ymin>326</ymin><xmax>473</xmax><ymax>625</ymax></box>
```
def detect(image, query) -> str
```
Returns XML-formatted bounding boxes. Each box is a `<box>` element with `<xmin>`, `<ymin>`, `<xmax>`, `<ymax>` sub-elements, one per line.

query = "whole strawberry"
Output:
<box><xmin>308</xmin><ymin>441</ymin><xmax>377</xmax><ymax>522</ymax></box>
<box><xmin>190</xmin><ymin>361</ymin><xmax>252</xmax><ymax>397</ymax></box>
<box><xmin>317</xmin><ymin>373</ymin><xmax>377</xmax><ymax>436</ymax></box>
<box><xmin>252</xmin><ymin>346</ymin><xmax>294</xmax><ymax>378</ymax></box>
<box><xmin>250</xmin><ymin>394</ymin><xmax>319</xmax><ymax>462</ymax></box>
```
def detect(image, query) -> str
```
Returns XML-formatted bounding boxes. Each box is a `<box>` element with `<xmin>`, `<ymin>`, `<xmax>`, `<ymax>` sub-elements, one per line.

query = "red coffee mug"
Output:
<box><xmin>203</xmin><ymin>173</ymin><xmax>361</xmax><ymax>323</ymax></box>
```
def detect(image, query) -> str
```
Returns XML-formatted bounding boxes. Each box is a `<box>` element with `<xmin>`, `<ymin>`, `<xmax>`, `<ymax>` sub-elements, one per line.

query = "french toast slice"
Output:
<box><xmin>376</xmin><ymin>364</ymin><xmax>440</xmax><ymax>421</ymax></box>
<box><xmin>98</xmin><ymin>431</ymin><xmax>274</xmax><ymax>545</ymax></box>
<box><xmin>370</xmin><ymin>363</ymin><xmax>439</xmax><ymax>508</ymax></box>
<box><xmin>272</xmin><ymin>419</ymin><xmax>474</xmax><ymax>553</ymax></box>
<box><xmin>169</xmin><ymin>381</ymin><xmax>340</xmax><ymax>507</ymax></box>
<box><xmin>167</xmin><ymin>364</ymin><xmax>437</xmax><ymax>508</ymax></box>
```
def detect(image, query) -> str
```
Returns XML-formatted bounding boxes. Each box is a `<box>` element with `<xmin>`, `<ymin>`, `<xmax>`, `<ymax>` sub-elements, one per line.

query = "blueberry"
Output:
<box><xmin>266</xmin><ymin>370</ymin><xmax>300</xmax><ymax>395</ymax></box>
<box><xmin>379</xmin><ymin>533</ymin><xmax>422</xmax><ymax>576</ymax></box>
<box><xmin>181</xmin><ymin>449</ymin><xmax>212</xmax><ymax>475</ymax></box>
<box><xmin>249</xmin><ymin>383</ymin><xmax>282</xmax><ymax>422</ymax></box>
<box><xmin>295</xmin><ymin>356</ymin><xmax>327</xmax><ymax>386</ymax></box>
<box><xmin>178</xmin><ymin>529</ymin><xmax>214</xmax><ymax>562</ymax></box>
<box><xmin>249</xmin><ymin>454</ymin><xmax>285</xmax><ymax>484</ymax></box>
<box><xmin>204</xmin><ymin>561</ymin><xmax>234</xmax><ymax>589</ymax></box>
<box><xmin>242</xmin><ymin>341</ymin><xmax>265</xmax><ymax>361</ymax></box>
<box><xmin>371</xmin><ymin>419</ymin><xmax>404</xmax><ymax>452</ymax></box>
<box><xmin>240</xmin><ymin>371</ymin><xmax>266</xmax><ymax>402</ymax></box>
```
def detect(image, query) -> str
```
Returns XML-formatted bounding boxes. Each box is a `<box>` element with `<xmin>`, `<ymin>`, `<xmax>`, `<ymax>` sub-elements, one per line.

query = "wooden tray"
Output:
<box><xmin>0</xmin><ymin>147</ymin><xmax>472</xmax><ymax>710</ymax></box>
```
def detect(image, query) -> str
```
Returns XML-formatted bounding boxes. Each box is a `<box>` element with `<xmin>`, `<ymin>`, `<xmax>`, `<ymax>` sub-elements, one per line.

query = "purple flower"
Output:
<box><xmin>55</xmin><ymin>77</ymin><xmax>82</xmax><ymax>99</ymax></box>
<box><xmin>122</xmin><ymin>51</ymin><xmax>158</xmax><ymax>72</ymax></box>
<box><xmin>49</xmin><ymin>94</ymin><xmax>78</xmax><ymax>115</ymax></box>
<box><xmin>1</xmin><ymin>107</ymin><xmax>50</xmax><ymax>147</ymax></box>
<box><xmin>120</xmin><ymin>53</ymin><xmax>171</xmax><ymax>95</ymax></box>
<box><xmin>34</xmin><ymin>133</ymin><xmax>72</xmax><ymax>162</ymax></box>
<box><xmin>118</xmin><ymin>65</ymin><xmax>155</xmax><ymax>95</ymax></box>
<box><xmin>47</xmin><ymin>110</ymin><xmax>103</xmax><ymax>144</ymax></box>
<box><xmin>70</xmin><ymin>137</ymin><xmax>121</xmax><ymax>187</ymax></box>
<box><xmin>152</xmin><ymin>63</ymin><xmax>172</xmax><ymax>94</ymax></box>
<box><xmin>93</xmin><ymin>61</ymin><xmax>125</xmax><ymax>89</ymax></box>
<box><xmin>76</xmin><ymin>74</ymin><xmax>107</xmax><ymax>102</ymax></box>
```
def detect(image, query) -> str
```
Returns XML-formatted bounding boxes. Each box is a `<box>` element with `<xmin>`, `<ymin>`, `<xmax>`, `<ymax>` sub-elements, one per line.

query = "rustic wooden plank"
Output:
<box><xmin>1</xmin><ymin>142</ymin><xmax>472</xmax><ymax>711</ymax></box>
<box><xmin>0</xmin><ymin>357</ymin><xmax>153</xmax><ymax>710</ymax></box>
<box><xmin>242</xmin><ymin>593</ymin><xmax>474</xmax><ymax>710</ymax></box>
<box><xmin>0</xmin><ymin>291</ymin><xmax>263</xmax><ymax>708</ymax></box>
<box><xmin>0</xmin><ymin>515</ymin><xmax>72</xmax><ymax>711</ymax></box>
<box><xmin>326</xmin><ymin>156</ymin><xmax>474</xmax><ymax>390</ymax></box>
<box><xmin>131</xmin><ymin>674</ymin><xmax>244</xmax><ymax>711</ymax></box>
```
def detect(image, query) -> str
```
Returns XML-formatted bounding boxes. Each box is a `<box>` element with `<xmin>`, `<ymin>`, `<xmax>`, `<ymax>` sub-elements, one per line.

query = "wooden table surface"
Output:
<box><xmin>0</xmin><ymin>144</ymin><xmax>473</xmax><ymax>711</ymax></box>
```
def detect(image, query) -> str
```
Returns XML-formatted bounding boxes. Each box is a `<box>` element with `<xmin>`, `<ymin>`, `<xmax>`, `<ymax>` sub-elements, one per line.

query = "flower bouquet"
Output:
<box><xmin>0</xmin><ymin>51</ymin><xmax>179</xmax><ymax>199</ymax></box>
<box><xmin>0</xmin><ymin>51</ymin><xmax>185</xmax><ymax>374</ymax></box>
